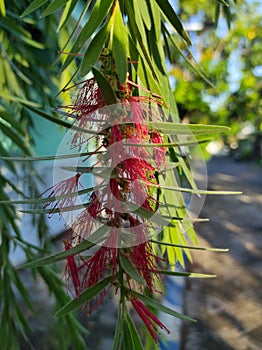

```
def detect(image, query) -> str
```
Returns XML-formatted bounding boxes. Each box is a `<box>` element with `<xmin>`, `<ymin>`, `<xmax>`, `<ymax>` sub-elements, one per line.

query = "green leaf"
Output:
<box><xmin>120</xmin><ymin>255</ymin><xmax>145</xmax><ymax>285</ymax></box>
<box><xmin>40</xmin><ymin>0</ymin><xmax>68</xmax><ymax>18</ymax></box>
<box><xmin>0</xmin><ymin>184</ymin><xmax>103</xmax><ymax>205</ymax></box>
<box><xmin>0</xmin><ymin>151</ymin><xmax>104</xmax><ymax>161</ymax></box>
<box><xmin>54</xmin><ymin>276</ymin><xmax>112</xmax><ymax>318</ymax></box>
<box><xmin>0</xmin><ymin>121</ymin><xmax>30</xmax><ymax>154</ymax></box>
<box><xmin>21</xmin><ymin>0</ymin><xmax>48</xmax><ymax>17</ymax></box>
<box><xmin>23</xmin><ymin>105</ymin><xmax>98</xmax><ymax>135</ymax></box>
<box><xmin>125</xmin><ymin>1</ymin><xmax>158</xmax><ymax>81</ymax></box>
<box><xmin>0</xmin><ymin>92</ymin><xmax>40</xmax><ymax>107</ymax></box>
<box><xmin>216</xmin><ymin>0</ymin><xmax>229</xmax><ymax>6</ymax></box>
<box><xmin>19</xmin><ymin>224</ymin><xmax>111</xmax><ymax>268</ymax></box>
<box><xmin>147</xmin><ymin>122</ymin><xmax>230</xmax><ymax>135</ymax></box>
<box><xmin>112</xmin><ymin>307</ymin><xmax>123</xmax><ymax>350</ymax></box>
<box><xmin>0</xmin><ymin>110</ymin><xmax>25</xmax><ymax>134</ymax></box>
<box><xmin>61</xmin><ymin>165</ymin><xmax>116</xmax><ymax>179</ymax></box>
<box><xmin>0</xmin><ymin>0</ymin><xmax>6</xmax><ymax>16</ymax></box>
<box><xmin>57</xmin><ymin>0</ymin><xmax>78</xmax><ymax>31</ymax></box>
<box><xmin>125</xmin><ymin>311</ymin><xmax>144</xmax><ymax>350</ymax></box>
<box><xmin>123</xmin><ymin>201</ymin><xmax>181</xmax><ymax>226</ymax></box>
<box><xmin>61</xmin><ymin>0</ymin><xmax>114</xmax><ymax>72</ymax></box>
<box><xmin>0</xmin><ymin>143</ymin><xmax>17</xmax><ymax>173</ymax></box>
<box><xmin>151</xmin><ymin>240</ymin><xmax>229</xmax><ymax>252</ymax></box>
<box><xmin>133</xmin><ymin>0</ymin><xmax>151</xmax><ymax>30</ymax></box>
<box><xmin>123</xmin><ymin>320</ymin><xmax>134</xmax><ymax>350</ymax></box>
<box><xmin>80</xmin><ymin>18</ymin><xmax>111</xmax><ymax>76</ymax></box>
<box><xmin>148</xmin><ymin>0</ymin><xmax>161</xmax><ymax>41</ymax></box>
<box><xmin>20</xmin><ymin>202</ymin><xmax>89</xmax><ymax>214</ymax></box>
<box><xmin>77</xmin><ymin>0</ymin><xmax>114</xmax><ymax>47</ymax></box>
<box><xmin>92</xmin><ymin>67</ymin><xmax>117</xmax><ymax>104</ymax></box>
<box><xmin>131</xmin><ymin>290</ymin><xmax>196</xmax><ymax>322</ymax></box>
<box><xmin>155</xmin><ymin>0</ymin><xmax>191</xmax><ymax>45</ymax></box>
<box><xmin>149</xmin><ymin>182</ymin><xmax>241</xmax><ymax>196</ymax></box>
<box><xmin>112</xmin><ymin>1</ymin><xmax>128</xmax><ymax>83</ymax></box>
<box><xmin>156</xmin><ymin>269</ymin><xmax>216</xmax><ymax>278</ymax></box>
<box><xmin>147</xmin><ymin>28</ymin><xmax>166</xmax><ymax>74</ymax></box>
<box><xmin>125</xmin><ymin>138</ymin><xmax>212</xmax><ymax>147</ymax></box>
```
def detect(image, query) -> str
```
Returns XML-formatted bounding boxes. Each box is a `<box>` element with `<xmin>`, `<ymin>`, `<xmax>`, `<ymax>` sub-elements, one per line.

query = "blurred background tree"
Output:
<box><xmin>170</xmin><ymin>0</ymin><xmax>262</xmax><ymax>160</ymax></box>
<box><xmin>0</xmin><ymin>1</ymin><xmax>88</xmax><ymax>348</ymax></box>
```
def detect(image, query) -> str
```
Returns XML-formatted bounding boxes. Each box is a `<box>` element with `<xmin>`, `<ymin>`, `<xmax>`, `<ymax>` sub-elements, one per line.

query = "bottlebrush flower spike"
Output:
<box><xmin>131</xmin><ymin>298</ymin><xmax>170</xmax><ymax>342</ymax></box>
<box><xmin>41</xmin><ymin>51</ymin><xmax>175</xmax><ymax>343</ymax></box>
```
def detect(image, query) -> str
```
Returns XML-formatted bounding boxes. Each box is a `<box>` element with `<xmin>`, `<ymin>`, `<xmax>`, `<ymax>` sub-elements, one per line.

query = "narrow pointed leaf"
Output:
<box><xmin>216</xmin><ymin>0</ymin><xmax>229</xmax><ymax>6</ymax></box>
<box><xmin>0</xmin><ymin>184</ymin><xmax>103</xmax><ymax>205</ymax></box>
<box><xmin>19</xmin><ymin>224</ymin><xmax>111</xmax><ymax>268</ymax></box>
<box><xmin>0</xmin><ymin>110</ymin><xmax>25</xmax><ymax>134</ymax></box>
<box><xmin>92</xmin><ymin>67</ymin><xmax>117</xmax><ymax>104</ymax></box>
<box><xmin>151</xmin><ymin>240</ymin><xmax>229</xmax><ymax>252</ymax></box>
<box><xmin>147</xmin><ymin>122</ymin><xmax>230</xmax><ymax>135</ymax></box>
<box><xmin>134</xmin><ymin>0</ymin><xmax>151</xmax><ymax>30</ymax></box>
<box><xmin>40</xmin><ymin>0</ymin><xmax>68</xmax><ymax>17</ymax></box>
<box><xmin>156</xmin><ymin>270</ymin><xmax>216</xmax><ymax>278</ymax></box>
<box><xmin>57</xmin><ymin>0</ymin><xmax>78</xmax><ymax>31</ymax></box>
<box><xmin>0</xmin><ymin>0</ymin><xmax>6</xmax><ymax>16</ymax></box>
<box><xmin>21</xmin><ymin>0</ymin><xmax>48</xmax><ymax>17</ymax></box>
<box><xmin>23</xmin><ymin>105</ymin><xmax>98</xmax><ymax>135</ymax></box>
<box><xmin>0</xmin><ymin>92</ymin><xmax>40</xmax><ymax>107</ymax></box>
<box><xmin>54</xmin><ymin>276</ymin><xmax>112</xmax><ymax>318</ymax></box>
<box><xmin>80</xmin><ymin>18</ymin><xmax>111</xmax><ymax>76</ymax></box>
<box><xmin>120</xmin><ymin>255</ymin><xmax>145</xmax><ymax>285</ymax></box>
<box><xmin>125</xmin><ymin>311</ymin><xmax>144</xmax><ymax>350</ymax></box>
<box><xmin>123</xmin><ymin>320</ymin><xmax>134</xmax><ymax>350</ymax></box>
<box><xmin>61</xmin><ymin>0</ymin><xmax>114</xmax><ymax>71</ymax></box>
<box><xmin>0</xmin><ymin>151</ymin><xmax>104</xmax><ymax>161</ymax></box>
<box><xmin>112</xmin><ymin>1</ymin><xmax>128</xmax><ymax>83</ymax></box>
<box><xmin>125</xmin><ymin>0</ymin><xmax>158</xmax><ymax>81</ymax></box>
<box><xmin>124</xmin><ymin>138</ymin><xmax>212</xmax><ymax>147</ymax></box>
<box><xmin>123</xmin><ymin>201</ymin><xmax>181</xmax><ymax>226</ymax></box>
<box><xmin>155</xmin><ymin>0</ymin><xmax>191</xmax><ymax>45</ymax></box>
<box><xmin>166</xmin><ymin>26</ymin><xmax>214</xmax><ymax>87</ymax></box>
<box><xmin>112</xmin><ymin>306</ymin><xmax>123</xmax><ymax>350</ymax></box>
<box><xmin>0</xmin><ymin>121</ymin><xmax>30</xmax><ymax>154</ymax></box>
<box><xmin>148</xmin><ymin>183</ymin><xmax>241</xmax><ymax>195</ymax></box>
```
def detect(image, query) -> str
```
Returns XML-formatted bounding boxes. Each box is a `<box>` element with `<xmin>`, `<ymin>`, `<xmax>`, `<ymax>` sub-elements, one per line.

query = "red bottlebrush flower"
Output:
<box><xmin>131</xmin><ymin>298</ymin><xmax>170</xmax><ymax>342</ymax></box>
<box><xmin>73</xmin><ymin>78</ymin><xmax>105</xmax><ymax>117</ymax></box>
<box><xmin>129</xmin><ymin>238</ymin><xmax>161</xmax><ymax>292</ymax></box>
<box><xmin>63</xmin><ymin>237</ymin><xmax>81</xmax><ymax>297</ymax></box>
<box><xmin>120</xmin><ymin>158</ymin><xmax>156</xmax><ymax>184</ymax></box>
<box><xmin>79</xmin><ymin>228</ymin><xmax>118</xmax><ymax>288</ymax></box>
<box><xmin>57</xmin><ymin>78</ymin><xmax>105</xmax><ymax>149</ymax></box>
<box><xmin>151</xmin><ymin>131</ymin><xmax>166</xmax><ymax>167</ymax></box>
<box><xmin>69</xmin><ymin>191</ymin><xmax>103</xmax><ymax>242</ymax></box>
<box><xmin>129</xmin><ymin>102</ymin><xmax>150</xmax><ymax>140</ymax></box>
<box><xmin>41</xmin><ymin>173</ymin><xmax>82</xmax><ymax>217</ymax></box>
<box><xmin>77</xmin><ymin>229</ymin><xmax>118</xmax><ymax>313</ymax></box>
<box><xmin>109</xmin><ymin>124</ymin><xmax>124</xmax><ymax>166</ymax></box>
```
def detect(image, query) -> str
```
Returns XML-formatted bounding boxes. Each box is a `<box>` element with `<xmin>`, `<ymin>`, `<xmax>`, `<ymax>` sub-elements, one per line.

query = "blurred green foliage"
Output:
<box><xmin>0</xmin><ymin>1</ymin><xmax>87</xmax><ymax>348</ymax></box>
<box><xmin>170</xmin><ymin>0</ymin><xmax>262</xmax><ymax>159</ymax></box>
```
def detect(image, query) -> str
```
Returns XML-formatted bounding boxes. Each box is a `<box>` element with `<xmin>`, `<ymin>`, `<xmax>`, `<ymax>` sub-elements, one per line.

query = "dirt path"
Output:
<box><xmin>182</xmin><ymin>156</ymin><xmax>262</xmax><ymax>350</ymax></box>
